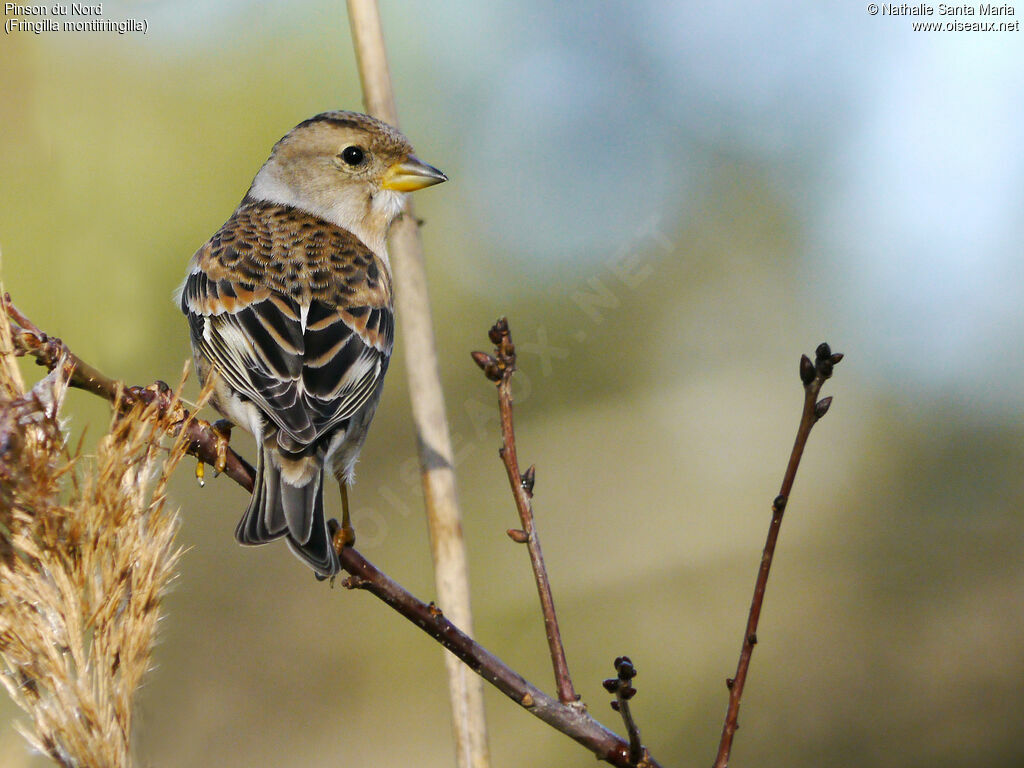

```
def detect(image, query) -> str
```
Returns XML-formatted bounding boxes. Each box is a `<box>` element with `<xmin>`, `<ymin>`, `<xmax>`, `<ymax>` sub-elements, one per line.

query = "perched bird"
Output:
<box><xmin>179</xmin><ymin>111</ymin><xmax>446</xmax><ymax>577</ymax></box>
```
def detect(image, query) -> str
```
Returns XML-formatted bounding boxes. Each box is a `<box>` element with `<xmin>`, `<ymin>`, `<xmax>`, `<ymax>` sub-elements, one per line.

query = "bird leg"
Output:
<box><xmin>334</xmin><ymin>482</ymin><xmax>356</xmax><ymax>548</ymax></box>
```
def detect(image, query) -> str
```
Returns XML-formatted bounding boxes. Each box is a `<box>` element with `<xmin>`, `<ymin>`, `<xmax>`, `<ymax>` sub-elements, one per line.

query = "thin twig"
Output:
<box><xmin>472</xmin><ymin>317</ymin><xmax>577</xmax><ymax>705</ymax></box>
<box><xmin>603</xmin><ymin>657</ymin><xmax>647</xmax><ymax>767</ymax></box>
<box><xmin>713</xmin><ymin>343</ymin><xmax>842</xmax><ymax>768</ymax></box>
<box><xmin>6</xmin><ymin>304</ymin><xmax>662</xmax><ymax>767</ymax></box>
<box><xmin>345</xmin><ymin>3</ymin><xmax>490</xmax><ymax>766</ymax></box>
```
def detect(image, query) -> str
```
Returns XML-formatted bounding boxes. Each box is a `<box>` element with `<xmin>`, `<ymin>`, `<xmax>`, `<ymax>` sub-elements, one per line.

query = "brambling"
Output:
<box><xmin>179</xmin><ymin>111</ymin><xmax>446</xmax><ymax>576</ymax></box>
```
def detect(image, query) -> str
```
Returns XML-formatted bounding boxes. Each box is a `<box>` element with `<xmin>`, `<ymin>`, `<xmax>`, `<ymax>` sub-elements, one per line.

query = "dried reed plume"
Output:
<box><xmin>0</xmin><ymin>297</ymin><xmax>188</xmax><ymax>767</ymax></box>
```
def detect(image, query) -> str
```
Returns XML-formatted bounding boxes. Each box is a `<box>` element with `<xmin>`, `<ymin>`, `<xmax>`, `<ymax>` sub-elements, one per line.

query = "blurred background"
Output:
<box><xmin>2</xmin><ymin>1</ymin><xmax>1022</xmax><ymax>765</ymax></box>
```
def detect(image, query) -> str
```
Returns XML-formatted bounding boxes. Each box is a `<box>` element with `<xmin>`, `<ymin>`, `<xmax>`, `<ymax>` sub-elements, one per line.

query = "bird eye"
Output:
<box><xmin>340</xmin><ymin>146</ymin><xmax>366</xmax><ymax>166</ymax></box>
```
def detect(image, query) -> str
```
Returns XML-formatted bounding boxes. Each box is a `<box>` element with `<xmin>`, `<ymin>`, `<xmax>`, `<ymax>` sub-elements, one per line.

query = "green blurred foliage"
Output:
<box><xmin>1</xmin><ymin>3</ymin><xmax>1022</xmax><ymax>767</ymax></box>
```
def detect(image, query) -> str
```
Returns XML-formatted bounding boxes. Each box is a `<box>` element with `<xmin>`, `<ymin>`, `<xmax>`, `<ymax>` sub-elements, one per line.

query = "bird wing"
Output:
<box><xmin>181</xmin><ymin>199</ymin><xmax>394</xmax><ymax>446</ymax></box>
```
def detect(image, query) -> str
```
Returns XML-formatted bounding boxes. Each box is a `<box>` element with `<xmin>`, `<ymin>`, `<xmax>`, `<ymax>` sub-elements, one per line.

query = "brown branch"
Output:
<box><xmin>336</xmin><ymin>541</ymin><xmax>651</xmax><ymax>768</ymax></box>
<box><xmin>472</xmin><ymin>318</ymin><xmax>577</xmax><ymax>705</ymax></box>
<box><xmin>4</xmin><ymin>293</ymin><xmax>255</xmax><ymax>490</ymax></box>
<box><xmin>713</xmin><ymin>343</ymin><xmax>843</xmax><ymax>768</ymax></box>
<box><xmin>5</xmin><ymin>297</ymin><xmax>661</xmax><ymax>768</ymax></box>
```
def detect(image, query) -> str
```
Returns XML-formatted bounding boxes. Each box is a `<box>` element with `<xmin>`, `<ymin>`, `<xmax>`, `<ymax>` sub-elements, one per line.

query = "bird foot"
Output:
<box><xmin>210</xmin><ymin>419</ymin><xmax>232</xmax><ymax>474</ymax></box>
<box><xmin>336</xmin><ymin>523</ymin><xmax>356</xmax><ymax>550</ymax></box>
<box><xmin>328</xmin><ymin>517</ymin><xmax>356</xmax><ymax>555</ymax></box>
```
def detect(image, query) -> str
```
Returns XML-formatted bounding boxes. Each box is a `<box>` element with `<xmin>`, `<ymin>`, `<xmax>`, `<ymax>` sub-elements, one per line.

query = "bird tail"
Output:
<box><xmin>235</xmin><ymin>441</ymin><xmax>339</xmax><ymax>577</ymax></box>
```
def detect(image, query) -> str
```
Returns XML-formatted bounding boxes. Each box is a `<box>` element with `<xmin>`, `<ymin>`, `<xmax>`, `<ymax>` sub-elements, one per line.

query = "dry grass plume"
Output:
<box><xmin>0</xmin><ymin>299</ymin><xmax>188</xmax><ymax>767</ymax></box>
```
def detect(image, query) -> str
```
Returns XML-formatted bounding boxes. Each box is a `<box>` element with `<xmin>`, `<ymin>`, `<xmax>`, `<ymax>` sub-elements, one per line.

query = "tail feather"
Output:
<box><xmin>280</xmin><ymin>470</ymin><xmax>321</xmax><ymax>545</ymax></box>
<box><xmin>284</xmin><ymin>490</ymin><xmax>335</xmax><ymax>576</ymax></box>
<box><xmin>235</xmin><ymin>447</ymin><xmax>283</xmax><ymax>545</ymax></box>
<box><xmin>235</xmin><ymin>444</ymin><xmax>339</xmax><ymax>577</ymax></box>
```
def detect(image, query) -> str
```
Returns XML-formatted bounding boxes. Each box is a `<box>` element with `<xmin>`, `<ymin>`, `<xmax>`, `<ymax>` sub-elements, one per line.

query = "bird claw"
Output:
<box><xmin>210</xmin><ymin>419</ymin><xmax>232</xmax><ymax>474</ymax></box>
<box><xmin>328</xmin><ymin>517</ymin><xmax>356</xmax><ymax>555</ymax></box>
<box><xmin>335</xmin><ymin>523</ymin><xmax>356</xmax><ymax>550</ymax></box>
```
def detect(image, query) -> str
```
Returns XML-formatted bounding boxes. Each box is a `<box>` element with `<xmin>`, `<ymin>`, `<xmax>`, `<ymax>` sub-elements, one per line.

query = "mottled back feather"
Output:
<box><xmin>181</xmin><ymin>198</ymin><xmax>394</xmax><ymax>447</ymax></box>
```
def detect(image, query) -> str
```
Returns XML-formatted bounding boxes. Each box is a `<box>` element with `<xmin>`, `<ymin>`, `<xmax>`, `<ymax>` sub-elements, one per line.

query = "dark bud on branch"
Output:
<box><xmin>799</xmin><ymin>355</ymin><xmax>815</xmax><ymax>386</ymax></box>
<box><xmin>506</xmin><ymin>528</ymin><xmax>528</xmax><ymax>543</ymax></box>
<box><xmin>814</xmin><ymin>396</ymin><xmax>833</xmax><ymax>420</ymax></box>
<box><xmin>603</xmin><ymin>656</ymin><xmax>638</xmax><ymax>695</ymax></box>
<box><xmin>471</xmin><ymin>350</ymin><xmax>495</xmax><ymax>369</ymax></box>
<box><xmin>614</xmin><ymin>656</ymin><xmax>637</xmax><ymax>681</ymax></box>
<box><xmin>814</xmin><ymin>342</ymin><xmax>843</xmax><ymax>380</ymax></box>
<box><xmin>521</xmin><ymin>465</ymin><xmax>536</xmax><ymax>495</ymax></box>
<box><xmin>488</xmin><ymin>317</ymin><xmax>509</xmax><ymax>345</ymax></box>
<box><xmin>471</xmin><ymin>350</ymin><xmax>503</xmax><ymax>382</ymax></box>
<box><xmin>486</xmin><ymin>317</ymin><xmax>516</xmax><ymax>368</ymax></box>
<box><xmin>801</xmin><ymin>343</ymin><xmax>843</xmax><ymax>384</ymax></box>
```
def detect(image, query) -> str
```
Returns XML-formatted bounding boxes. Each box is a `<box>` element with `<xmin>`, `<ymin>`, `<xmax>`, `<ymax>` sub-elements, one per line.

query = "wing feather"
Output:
<box><xmin>182</xmin><ymin>199</ymin><xmax>393</xmax><ymax>448</ymax></box>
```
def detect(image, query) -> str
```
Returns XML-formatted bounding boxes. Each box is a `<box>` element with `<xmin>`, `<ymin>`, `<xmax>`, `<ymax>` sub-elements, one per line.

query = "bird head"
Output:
<box><xmin>248</xmin><ymin>111</ymin><xmax>447</xmax><ymax>254</ymax></box>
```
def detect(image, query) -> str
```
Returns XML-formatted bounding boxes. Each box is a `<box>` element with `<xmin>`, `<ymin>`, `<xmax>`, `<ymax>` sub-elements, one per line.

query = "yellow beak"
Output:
<box><xmin>381</xmin><ymin>155</ymin><xmax>448</xmax><ymax>192</ymax></box>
